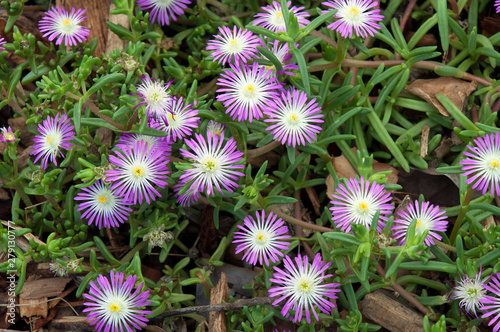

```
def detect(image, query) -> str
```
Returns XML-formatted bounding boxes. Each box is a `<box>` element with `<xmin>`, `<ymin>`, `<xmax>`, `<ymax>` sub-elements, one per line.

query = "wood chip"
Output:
<box><xmin>209</xmin><ymin>272</ymin><xmax>228</xmax><ymax>332</ymax></box>
<box><xmin>359</xmin><ymin>290</ymin><xmax>426</xmax><ymax>332</ymax></box>
<box><xmin>19</xmin><ymin>278</ymin><xmax>71</xmax><ymax>300</ymax></box>
<box><xmin>420</xmin><ymin>125</ymin><xmax>430</xmax><ymax>158</ymax></box>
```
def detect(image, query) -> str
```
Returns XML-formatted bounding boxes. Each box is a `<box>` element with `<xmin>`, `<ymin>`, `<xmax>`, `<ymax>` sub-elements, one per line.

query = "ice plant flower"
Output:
<box><xmin>269</xmin><ymin>253</ymin><xmax>341</xmax><ymax>323</ymax></box>
<box><xmin>481</xmin><ymin>272</ymin><xmax>500</xmax><ymax>331</ymax></box>
<box><xmin>329</xmin><ymin>177</ymin><xmax>394</xmax><ymax>233</ymax></box>
<box><xmin>322</xmin><ymin>0</ymin><xmax>384</xmax><ymax>38</ymax></box>
<box><xmin>448</xmin><ymin>269</ymin><xmax>489</xmax><ymax>319</ymax></box>
<box><xmin>150</xmin><ymin>96</ymin><xmax>200</xmax><ymax>142</ymax></box>
<box><xmin>180</xmin><ymin>131</ymin><xmax>244</xmax><ymax>196</ymax></box>
<box><xmin>106</xmin><ymin>139</ymin><xmax>170</xmax><ymax>205</ymax></box>
<box><xmin>392</xmin><ymin>200</ymin><xmax>448</xmax><ymax>246</ymax></box>
<box><xmin>260</xmin><ymin>41</ymin><xmax>298</xmax><ymax>77</ymax></box>
<box><xmin>233</xmin><ymin>210</ymin><xmax>291</xmax><ymax>266</ymax></box>
<box><xmin>207</xmin><ymin>120</ymin><xmax>225</xmax><ymax>136</ymax></box>
<box><xmin>253</xmin><ymin>1</ymin><xmax>310</xmax><ymax>32</ymax></box>
<box><xmin>0</xmin><ymin>36</ymin><xmax>5</xmax><ymax>50</ymax></box>
<box><xmin>460</xmin><ymin>132</ymin><xmax>500</xmax><ymax>197</ymax></box>
<box><xmin>38</xmin><ymin>6</ymin><xmax>90</xmax><ymax>46</ymax></box>
<box><xmin>115</xmin><ymin>133</ymin><xmax>171</xmax><ymax>157</ymax></box>
<box><xmin>75</xmin><ymin>180</ymin><xmax>133</xmax><ymax>229</ymax></box>
<box><xmin>31</xmin><ymin>113</ymin><xmax>75</xmax><ymax>170</ymax></box>
<box><xmin>137</xmin><ymin>0</ymin><xmax>191</xmax><ymax>26</ymax></box>
<box><xmin>0</xmin><ymin>127</ymin><xmax>16</xmax><ymax>143</ymax></box>
<box><xmin>83</xmin><ymin>270</ymin><xmax>152</xmax><ymax>332</ymax></box>
<box><xmin>133</xmin><ymin>75</ymin><xmax>173</xmax><ymax>119</ymax></box>
<box><xmin>206</xmin><ymin>26</ymin><xmax>261</xmax><ymax>66</ymax></box>
<box><xmin>264</xmin><ymin>88</ymin><xmax>324</xmax><ymax>147</ymax></box>
<box><xmin>216</xmin><ymin>62</ymin><xmax>281</xmax><ymax>122</ymax></box>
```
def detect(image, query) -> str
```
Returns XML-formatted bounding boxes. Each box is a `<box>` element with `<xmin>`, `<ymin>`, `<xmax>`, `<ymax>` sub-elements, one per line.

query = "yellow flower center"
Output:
<box><xmin>134</xmin><ymin>167</ymin><xmax>144</xmax><ymax>177</ymax></box>
<box><xmin>276</xmin><ymin>11</ymin><xmax>283</xmax><ymax>18</ymax></box>
<box><xmin>63</xmin><ymin>19</ymin><xmax>70</xmax><ymax>25</ymax></box>
<box><xmin>204</xmin><ymin>159</ymin><xmax>217</xmax><ymax>172</ymax></box>
<box><xmin>230</xmin><ymin>39</ymin><xmax>237</xmax><ymax>45</ymax></box>
<box><xmin>247</xmin><ymin>85</ymin><xmax>255</xmax><ymax>93</ymax></box>
<box><xmin>300</xmin><ymin>281</ymin><xmax>310</xmax><ymax>292</ymax></box>
<box><xmin>47</xmin><ymin>136</ymin><xmax>52</xmax><ymax>144</ymax></box>
<box><xmin>492</xmin><ymin>161</ymin><xmax>499</xmax><ymax>168</ymax></box>
<box><xmin>290</xmin><ymin>114</ymin><xmax>296</xmax><ymax>121</ymax></box>
<box><xmin>350</xmin><ymin>7</ymin><xmax>360</xmax><ymax>15</ymax></box>
<box><xmin>359</xmin><ymin>202</ymin><xmax>368</xmax><ymax>210</ymax></box>
<box><xmin>416</xmin><ymin>219</ymin><xmax>421</xmax><ymax>227</ymax></box>
<box><xmin>256</xmin><ymin>233</ymin><xmax>265</xmax><ymax>242</ymax></box>
<box><xmin>468</xmin><ymin>288</ymin><xmax>477</xmax><ymax>296</ymax></box>
<box><xmin>99</xmin><ymin>196</ymin><xmax>106</xmax><ymax>204</ymax></box>
<box><xmin>109</xmin><ymin>303</ymin><xmax>120</xmax><ymax>313</ymax></box>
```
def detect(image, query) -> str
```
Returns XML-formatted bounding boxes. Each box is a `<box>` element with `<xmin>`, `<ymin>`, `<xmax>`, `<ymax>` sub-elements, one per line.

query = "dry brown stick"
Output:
<box><xmin>294</xmin><ymin>191</ymin><xmax>315</xmax><ymax>260</ymax></box>
<box><xmin>154</xmin><ymin>296</ymin><xmax>279</xmax><ymax>319</ymax></box>
<box><xmin>400</xmin><ymin>0</ymin><xmax>418</xmax><ymax>32</ymax></box>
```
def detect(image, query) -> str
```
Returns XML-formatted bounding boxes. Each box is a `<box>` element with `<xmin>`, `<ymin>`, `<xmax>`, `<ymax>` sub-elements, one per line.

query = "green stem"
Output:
<box><xmin>449</xmin><ymin>187</ymin><xmax>475</xmax><ymax>245</ymax></box>
<box><xmin>120</xmin><ymin>241</ymin><xmax>148</xmax><ymax>264</ymax></box>
<box><xmin>435</xmin><ymin>240</ymin><xmax>457</xmax><ymax>252</ymax></box>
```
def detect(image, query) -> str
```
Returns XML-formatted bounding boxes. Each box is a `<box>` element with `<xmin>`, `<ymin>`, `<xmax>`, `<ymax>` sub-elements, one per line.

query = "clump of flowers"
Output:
<box><xmin>264</xmin><ymin>87</ymin><xmax>324</xmax><ymax>147</ymax></box>
<box><xmin>448</xmin><ymin>269</ymin><xmax>489</xmax><ymax>319</ymax></box>
<box><xmin>269</xmin><ymin>253</ymin><xmax>341</xmax><ymax>323</ymax></box>
<box><xmin>233</xmin><ymin>210</ymin><xmax>291</xmax><ymax>266</ymax></box>
<box><xmin>322</xmin><ymin>0</ymin><xmax>384</xmax><ymax>38</ymax></box>
<box><xmin>75</xmin><ymin>180</ymin><xmax>133</xmax><ymax>229</ymax></box>
<box><xmin>460</xmin><ymin>132</ymin><xmax>500</xmax><ymax>197</ymax></box>
<box><xmin>252</xmin><ymin>1</ymin><xmax>310</xmax><ymax>32</ymax></box>
<box><xmin>206</xmin><ymin>26</ymin><xmax>261</xmax><ymax>66</ymax></box>
<box><xmin>38</xmin><ymin>6</ymin><xmax>90</xmax><ymax>46</ymax></box>
<box><xmin>216</xmin><ymin>62</ymin><xmax>281</xmax><ymax>122</ymax></box>
<box><xmin>329</xmin><ymin>177</ymin><xmax>394</xmax><ymax>233</ymax></box>
<box><xmin>30</xmin><ymin>113</ymin><xmax>75</xmax><ymax>170</ymax></box>
<box><xmin>392</xmin><ymin>200</ymin><xmax>448</xmax><ymax>246</ymax></box>
<box><xmin>179</xmin><ymin>131</ymin><xmax>244</xmax><ymax>196</ymax></box>
<box><xmin>137</xmin><ymin>0</ymin><xmax>191</xmax><ymax>26</ymax></box>
<box><xmin>83</xmin><ymin>271</ymin><xmax>152</xmax><ymax>332</ymax></box>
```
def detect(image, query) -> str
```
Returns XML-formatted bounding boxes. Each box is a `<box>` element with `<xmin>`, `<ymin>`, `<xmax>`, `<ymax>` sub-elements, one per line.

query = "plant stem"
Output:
<box><xmin>435</xmin><ymin>240</ymin><xmax>457</xmax><ymax>252</ymax></box>
<box><xmin>120</xmin><ymin>241</ymin><xmax>148</xmax><ymax>263</ymax></box>
<box><xmin>269</xmin><ymin>206</ymin><xmax>332</xmax><ymax>233</ymax></box>
<box><xmin>449</xmin><ymin>187</ymin><xmax>475</xmax><ymax>245</ymax></box>
<box><xmin>246</xmin><ymin>140</ymin><xmax>281</xmax><ymax>159</ymax></box>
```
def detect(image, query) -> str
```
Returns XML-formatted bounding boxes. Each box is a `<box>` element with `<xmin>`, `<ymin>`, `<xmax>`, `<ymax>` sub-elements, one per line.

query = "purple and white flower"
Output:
<box><xmin>0</xmin><ymin>127</ymin><xmax>16</xmax><ymax>143</ymax></box>
<box><xmin>150</xmin><ymin>96</ymin><xmax>199</xmax><ymax>142</ymax></box>
<box><xmin>38</xmin><ymin>6</ymin><xmax>90</xmax><ymax>46</ymax></box>
<box><xmin>233</xmin><ymin>210</ymin><xmax>291</xmax><ymax>266</ymax></box>
<box><xmin>30</xmin><ymin>113</ymin><xmax>75</xmax><ymax>170</ymax></box>
<box><xmin>392</xmin><ymin>200</ymin><xmax>448</xmax><ymax>247</ymax></box>
<box><xmin>252</xmin><ymin>1</ymin><xmax>310</xmax><ymax>32</ymax></box>
<box><xmin>137</xmin><ymin>0</ymin><xmax>191</xmax><ymax>26</ymax></box>
<box><xmin>132</xmin><ymin>75</ymin><xmax>174</xmax><ymax>120</ymax></box>
<box><xmin>83</xmin><ymin>271</ymin><xmax>152</xmax><ymax>332</ymax></box>
<box><xmin>206</xmin><ymin>26</ymin><xmax>261</xmax><ymax>66</ymax></box>
<box><xmin>269</xmin><ymin>253</ymin><xmax>341</xmax><ymax>323</ymax></box>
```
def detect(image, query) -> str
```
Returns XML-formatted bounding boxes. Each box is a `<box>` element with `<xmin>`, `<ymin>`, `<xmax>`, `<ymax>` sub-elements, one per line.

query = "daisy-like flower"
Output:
<box><xmin>150</xmin><ymin>96</ymin><xmax>200</xmax><ymax>142</ymax></box>
<box><xmin>115</xmin><ymin>133</ymin><xmax>171</xmax><ymax>157</ymax></box>
<box><xmin>460</xmin><ymin>132</ymin><xmax>500</xmax><ymax>197</ymax></box>
<box><xmin>180</xmin><ymin>131</ymin><xmax>244</xmax><ymax>196</ymax></box>
<box><xmin>264</xmin><ymin>87</ymin><xmax>324</xmax><ymax>147</ymax></box>
<box><xmin>75</xmin><ymin>180</ymin><xmax>133</xmax><ymax>229</ymax></box>
<box><xmin>481</xmin><ymin>273</ymin><xmax>500</xmax><ymax>332</ymax></box>
<box><xmin>269</xmin><ymin>253</ymin><xmax>341</xmax><ymax>323</ymax></box>
<box><xmin>0</xmin><ymin>36</ymin><xmax>6</xmax><ymax>50</ymax></box>
<box><xmin>253</xmin><ymin>1</ymin><xmax>310</xmax><ymax>33</ymax></box>
<box><xmin>260</xmin><ymin>41</ymin><xmax>298</xmax><ymax>77</ymax></box>
<box><xmin>448</xmin><ymin>269</ymin><xmax>489</xmax><ymax>319</ymax></box>
<box><xmin>38</xmin><ymin>6</ymin><xmax>90</xmax><ymax>46</ymax></box>
<box><xmin>329</xmin><ymin>177</ymin><xmax>394</xmax><ymax>233</ymax></box>
<box><xmin>106</xmin><ymin>139</ymin><xmax>169</xmax><ymax>205</ymax></box>
<box><xmin>391</xmin><ymin>200</ymin><xmax>448</xmax><ymax>247</ymax></box>
<box><xmin>0</xmin><ymin>127</ymin><xmax>16</xmax><ymax>143</ymax></box>
<box><xmin>216</xmin><ymin>62</ymin><xmax>281</xmax><ymax>122</ymax></box>
<box><xmin>83</xmin><ymin>270</ymin><xmax>152</xmax><ymax>332</ymax></box>
<box><xmin>132</xmin><ymin>75</ymin><xmax>174</xmax><ymax>119</ymax></box>
<box><xmin>322</xmin><ymin>0</ymin><xmax>384</xmax><ymax>39</ymax></box>
<box><xmin>233</xmin><ymin>210</ymin><xmax>291</xmax><ymax>266</ymax></box>
<box><xmin>30</xmin><ymin>113</ymin><xmax>75</xmax><ymax>170</ymax></box>
<box><xmin>137</xmin><ymin>0</ymin><xmax>191</xmax><ymax>26</ymax></box>
<box><xmin>206</xmin><ymin>26</ymin><xmax>261</xmax><ymax>66</ymax></box>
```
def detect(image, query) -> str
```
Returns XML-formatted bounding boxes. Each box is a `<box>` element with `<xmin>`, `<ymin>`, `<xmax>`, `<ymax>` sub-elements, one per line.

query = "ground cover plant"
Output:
<box><xmin>0</xmin><ymin>0</ymin><xmax>500</xmax><ymax>331</ymax></box>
